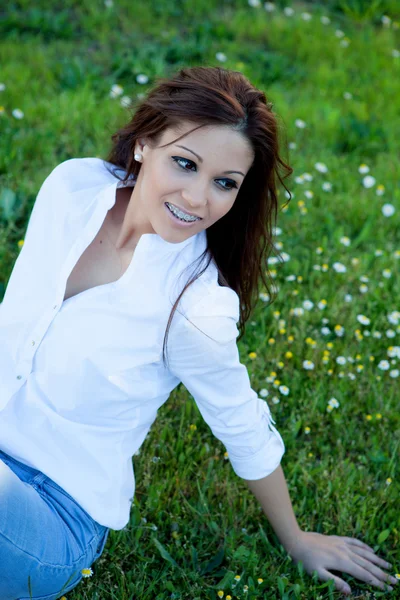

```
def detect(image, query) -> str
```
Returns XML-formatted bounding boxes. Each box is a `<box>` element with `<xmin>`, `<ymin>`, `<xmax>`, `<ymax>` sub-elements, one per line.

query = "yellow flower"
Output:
<box><xmin>18</xmin><ymin>239</ymin><xmax>25</xmax><ymax>248</ymax></box>
<box><xmin>308</xmin><ymin>452</ymin><xmax>313</xmax><ymax>457</ymax></box>
<box><xmin>327</xmin><ymin>342</ymin><xmax>333</xmax><ymax>349</ymax></box>
<box><xmin>375</xmin><ymin>413</ymin><xmax>382</xmax><ymax>419</ymax></box>
<box><xmin>268</xmin><ymin>338</ymin><xmax>275</xmax><ymax>345</ymax></box>
<box><xmin>234</xmin><ymin>575</ymin><xmax>241</xmax><ymax>581</ymax></box>
<box><xmin>285</xmin><ymin>351</ymin><xmax>293</xmax><ymax>359</ymax></box>
<box><xmin>366</xmin><ymin>414</ymin><xmax>372</xmax><ymax>421</ymax></box>
<box><xmin>189</xmin><ymin>423</ymin><xmax>197</xmax><ymax>431</ymax></box>
<box><xmin>217</xmin><ymin>591</ymin><xmax>224</xmax><ymax>598</ymax></box>
<box><xmin>248</xmin><ymin>352</ymin><xmax>257</xmax><ymax>359</ymax></box>
<box><xmin>257</xmin><ymin>578</ymin><xmax>264</xmax><ymax>583</ymax></box>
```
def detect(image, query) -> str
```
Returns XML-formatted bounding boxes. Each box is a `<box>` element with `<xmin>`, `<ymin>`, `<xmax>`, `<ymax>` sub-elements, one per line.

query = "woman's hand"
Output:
<box><xmin>286</xmin><ymin>531</ymin><xmax>398</xmax><ymax>595</ymax></box>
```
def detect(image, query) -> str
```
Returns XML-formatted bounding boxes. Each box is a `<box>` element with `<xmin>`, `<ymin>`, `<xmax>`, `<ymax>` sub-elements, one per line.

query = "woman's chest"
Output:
<box><xmin>63</xmin><ymin>197</ymin><xmax>134</xmax><ymax>302</ymax></box>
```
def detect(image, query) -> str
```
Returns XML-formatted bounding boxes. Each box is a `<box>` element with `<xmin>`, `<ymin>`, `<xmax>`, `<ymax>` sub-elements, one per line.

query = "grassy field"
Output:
<box><xmin>0</xmin><ymin>1</ymin><xmax>399</xmax><ymax>598</ymax></box>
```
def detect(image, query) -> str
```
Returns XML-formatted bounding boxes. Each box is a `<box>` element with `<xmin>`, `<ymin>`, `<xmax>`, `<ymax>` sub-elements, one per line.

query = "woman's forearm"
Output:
<box><xmin>244</xmin><ymin>464</ymin><xmax>302</xmax><ymax>553</ymax></box>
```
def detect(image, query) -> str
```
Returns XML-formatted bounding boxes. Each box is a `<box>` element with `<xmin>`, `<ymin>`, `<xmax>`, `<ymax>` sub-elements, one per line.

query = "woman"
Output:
<box><xmin>0</xmin><ymin>66</ymin><xmax>397</xmax><ymax>598</ymax></box>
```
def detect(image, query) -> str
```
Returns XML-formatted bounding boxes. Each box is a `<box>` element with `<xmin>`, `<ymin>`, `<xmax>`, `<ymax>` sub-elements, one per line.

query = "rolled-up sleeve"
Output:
<box><xmin>167</xmin><ymin>285</ymin><xmax>285</xmax><ymax>480</ymax></box>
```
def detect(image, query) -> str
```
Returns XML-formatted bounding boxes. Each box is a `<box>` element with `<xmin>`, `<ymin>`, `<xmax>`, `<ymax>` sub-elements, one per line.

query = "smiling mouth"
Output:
<box><xmin>165</xmin><ymin>202</ymin><xmax>203</xmax><ymax>222</ymax></box>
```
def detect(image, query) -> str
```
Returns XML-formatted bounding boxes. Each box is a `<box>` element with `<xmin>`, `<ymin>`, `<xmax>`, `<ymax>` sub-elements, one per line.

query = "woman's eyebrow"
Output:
<box><xmin>175</xmin><ymin>144</ymin><xmax>245</xmax><ymax>177</ymax></box>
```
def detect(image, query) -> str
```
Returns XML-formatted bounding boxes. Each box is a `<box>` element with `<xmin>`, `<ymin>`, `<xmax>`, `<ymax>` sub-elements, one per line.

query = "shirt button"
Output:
<box><xmin>16</xmin><ymin>375</ymin><xmax>22</xmax><ymax>380</ymax></box>
<box><xmin>31</xmin><ymin>340</ymin><xmax>35</xmax><ymax>346</ymax></box>
<box><xmin>53</xmin><ymin>304</ymin><xmax>58</xmax><ymax>309</ymax></box>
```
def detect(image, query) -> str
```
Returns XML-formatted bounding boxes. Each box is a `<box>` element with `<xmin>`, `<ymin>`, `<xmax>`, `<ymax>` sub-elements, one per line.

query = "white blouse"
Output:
<box><xmin>0</xmin><ymin>157</ymin><xmax>285</xmax><ymax>530</ymax></box>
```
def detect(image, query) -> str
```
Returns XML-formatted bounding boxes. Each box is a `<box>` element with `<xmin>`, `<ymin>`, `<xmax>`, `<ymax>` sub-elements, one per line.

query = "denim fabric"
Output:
<box><xmin>0</xmin><ymin>450</ymin><xmax>110</xmax><ymax>599</ymax></box>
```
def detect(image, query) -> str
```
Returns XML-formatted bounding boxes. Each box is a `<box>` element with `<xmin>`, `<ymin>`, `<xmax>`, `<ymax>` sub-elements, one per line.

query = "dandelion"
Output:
<box><xmin>382</xmin><ymin>203</ymin><xmax>395</xmax><ymax>217</ymax></box>
<box><xmin>362</xmin><ymin>175</ymin><xmax>376</xmax><ymax>188</ymax></box>
<box><xmin>248</xmin><ymin>352</ymin><xmax>257</xmax><ymax>359</ymax></box>
<box><xmin>81</xmin><ymin>567</ymin><xmax>93</xmax><ymax>578</ymax></box>
<box><xmin>217</xmin><ymin>591</ymin><xmax>224</xmax><ymax>598</ymax></box>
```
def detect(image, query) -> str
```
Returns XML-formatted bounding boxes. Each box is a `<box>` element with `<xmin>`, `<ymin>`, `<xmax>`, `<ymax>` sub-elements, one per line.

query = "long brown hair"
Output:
<box><xmin>103</xmin><ymin>66</ymin><xmax>293</xmax><ymax>367</ymax></box>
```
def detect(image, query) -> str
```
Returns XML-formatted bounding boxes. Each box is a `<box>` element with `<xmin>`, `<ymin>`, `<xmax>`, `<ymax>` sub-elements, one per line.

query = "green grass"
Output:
<box><xmin>0</xmin><ymin>1</ymin><xmax>399</xmax><ymax>598</ymax></box>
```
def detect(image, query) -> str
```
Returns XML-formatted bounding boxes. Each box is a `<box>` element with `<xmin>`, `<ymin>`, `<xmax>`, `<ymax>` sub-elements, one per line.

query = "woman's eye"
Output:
<box><xmin>171</xmin><ymin>156</ymin><xmax>238</xmax><ymax>191</ymax></box>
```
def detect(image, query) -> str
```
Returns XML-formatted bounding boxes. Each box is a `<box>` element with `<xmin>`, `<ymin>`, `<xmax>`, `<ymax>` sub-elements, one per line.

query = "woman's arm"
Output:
<box><xmin>244</xmin><ymin>465</ymin><xmax>398</xmax><ymax>595</ymax></box>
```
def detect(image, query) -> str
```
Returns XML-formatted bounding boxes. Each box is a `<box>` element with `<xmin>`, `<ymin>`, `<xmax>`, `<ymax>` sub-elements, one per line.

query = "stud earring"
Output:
<box><xmin>134</xmin><ymin>153</ymin><xmax>142</xmax><ymax>161</ymax></box>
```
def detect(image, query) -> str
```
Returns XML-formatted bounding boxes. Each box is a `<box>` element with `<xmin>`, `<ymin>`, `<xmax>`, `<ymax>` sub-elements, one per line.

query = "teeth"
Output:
<box><xmin>167</xmin><ymin>203</ymin><xmax>200</xmax><ymax>221</ymax></box>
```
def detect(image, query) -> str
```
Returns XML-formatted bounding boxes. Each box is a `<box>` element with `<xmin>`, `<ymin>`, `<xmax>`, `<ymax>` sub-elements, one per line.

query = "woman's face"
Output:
<box><xmin>128</xmin><ymin>121</ymin><xmax>254</xmax><ymax>245</ymax></box>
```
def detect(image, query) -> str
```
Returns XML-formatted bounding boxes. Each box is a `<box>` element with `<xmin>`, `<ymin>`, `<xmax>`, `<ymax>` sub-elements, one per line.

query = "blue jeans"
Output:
<box><xmin>0</xmin><ymin>449</ymin><xmax>110</xmax><ymax>599</ymax></box>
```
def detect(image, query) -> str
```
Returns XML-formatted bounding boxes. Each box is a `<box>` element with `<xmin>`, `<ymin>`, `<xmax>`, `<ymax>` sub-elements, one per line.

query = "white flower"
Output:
<box><xmin>375</xmin><ymin>249</ymin><xmax>384</xmax><ymax>256</ymax></box>
<box><xmin>136</xmin><ymin>74</ymin><xmax>149</xmax><ymax>84</ymax></box>
<box><xmin>216</xmin><ymin>52</ymin><xmax>227</xmax><ymax>62</ymax></box>
<box><xmin>272</xmin><ymin>396</ymin><xmax>280</xmax><ymax>404</ymax></box>
<box><xmin>357</xmin><ymin>315</ymin><xmax>371</xmax><ymax>326</ymax></box>
<box><xmin>120</xmin><ymin>95</ymin><xmax>132</xmax><ymax>108</ymax></box>
<box><xmin>322</xmin><ymin>181</ymin><xmax>332</xmax><ymax>191</ymax></box>
<box><xmin>336</xmin><ymin>356</ymin><xmax>347</xmax><ymax>365</ymax></box>
<box><xmin>358</xmin><ymin>164</ymin><xmax>370</xmax><ymax>174</ymax></box>
<box><xmin>381</xmin><ymin>15</ymin><xmax>391</xmax><ymax>26</ymax></box>
<box><xmin>295</xmin><ymin>119</ymin><xmax>307</xmax><ymax>128</ymax></box>
<box><xmin>12</xmin><ymin>108</ymin><xmax>24</xmax><ymax>119</ymax></box>
<box><xmin>314</xmin><ymin>162</ymin><xmax>328</xmax><ymax>173</ymax></box>
<box><xmin>333</xmin><ymin>262</ymin><xmax>347</xmax><ymax>273</ymax></box>
<box><xmin>279</xmin><ymin>385</ymin><xmax>289</xmax><ymax>396</ymax></box>
<box><xmin>267</xmin><ymin>256</ymin><xmax>279</xmax><ymax>265</ymax></box>
<box><xmin>303</xmin><ymin>173</ymin><xmax>313</xmax><ymax>181</ymax></box>
<box><xmin>386</xmin><ymin>329</ymin><xmax>396</xmax><ymax>338</ymax></box>
<box><xmin>104</xmin><ymin>0</ymin><xmax>113</xmax><ymax>6</ymax></box>
<box><xmin>340</xmin><ymin>236</ymin><xmax>351</xmax><ymax>247</ymax></box>
<box><xmin>303</xmin><ymin>360</ymin><xmax>315</xmax><ymax>370</ymax></box>
<box><xmin>362</xmin><ymin>175</ymin><xmax>376</xmax><ymax>188</ymax></box>
<box><xmin>373</xmin><ymin>331</ymin><xmax>382</xmax><ymax>339</ymax></box>
<box><xmin>304</xmin><ymin>190</ymin><xmax>314</xmax><ymax>199</ymax></box>
<box><xmin>388</xmin><ymin>312</ymin><xmax>400</xmax><ymax>325</ymax></box>
<box><xmin>392</xmin><ymin>49</ymin><xmax>400</xmax><ymax>58</ymax></box>
<box><xmin>301</xmin><ymin>12</ymin><xmax>312</xmax><ymax>21</ymax></box>
<box><xmin>264</xmin><ymin>2</ymin><xmax>276</xmax><ymax>11</ymax></box>
<box><xmin>328</xmin><ymin>397</ymin><xmax>340</xmax><ymax>408</ymax></box>
<box><xmin>280</xmin><ymin>251</ymin><xmax>291</xmax><ymax>263</ymax></box>
<box><xmin>0</xmin><ymin>83</ymin><xmax>6</xmax><ymax>91</ymax></box>
<box><xmin>378</xmin><ymin>360</ymin><xmax>390</xmax><ymax>371</ymax></box>
<box><xmin>248</xmin><ymin>0</ymin><xmax>260</xmax><ymax>6</ymax></box>
<box><xmin>272</xmin><ymin>226</ymin><xmax>282</xmax><ymax>235</ymax></box>
<box><xmin>283</xmin><ymin>7</ymin><xmax>294</xmax><ymax>16</ymax></box>
<box><xmin>344</xmin><ymin>294</ymin><xmax>353</xmax><ymax>302</ymax></box>
<box><xmin>382</xmin><ymin>269</ymin><xmax>392</xmax><ymax>279</ymax></box>
<box><xmin>359</xmin><ymin>284</ymin><xmax>368</xmax><ymax>293</ymax></box>
<box><xmin>286</xmin><ymin>274</ymin><xmax>296</xmax><ymax>281</ymax></box>
<box><xmin>340</xmin><ymin>39</ymin><xmax>350</xmax><ymax>48</ymax></box>
<box><xmin>387</xmin><ymin>346</ymin><xmax>400</xmax><ymax>358</ymax></box>
<box><xmin>259</xmin><ymin>388</ymin><xmax>269</xmax><ymax>397</ymax></box>
<box><xmin>382</xmin><ymin>203</ymin><xmax>395</xmax><ymax>217</ymax></box>
<box><xmin>390</xmin><ymin>369</ymin><xmax>399</xmax><ymax>378</ymax></box>
<box><xmin>321</xmin><ymin>326</ymin><xmax>331</xmax><ymax>335</ymax></box>
<box><xmin>292</xmin><ymin>307</ymin><xmax>305</xmax><ymax>316</ymax></box>
<box><xmin>343</xmin><ymin>91</ymin><xmax>353</xmax><ymax>100</ymax></box>
<box><xmin>321</xmin><ymin>16</ymin><xmax>331</xmax><ymax>25</ymax></box>
<box><xmin>295</xmin><ymin>176</ymin><xmax>305</xmax><ymax>184</ymax></box>
<box><xmin>259</xmin><ymin>292</ymin><xmax>270</xmax><ymax>302</ymax></box>
<box><xmin>289</xmin><ymin>142</ymin><xmax>297</xmax><ymax>150</ymax></box>
<box><xmin>303</xmin><ymin>300</ymin><xmax>314</xmax><ymax>310</ymax></box>
<box><xmin>110</xmin><ymin>84</ymin><xmax>123</xmax><ymax>98</ymax></box>
<box><xmin>318</xmin><ymin>301</ymin><xmax>327</xmax><ymax>310</ymax></box>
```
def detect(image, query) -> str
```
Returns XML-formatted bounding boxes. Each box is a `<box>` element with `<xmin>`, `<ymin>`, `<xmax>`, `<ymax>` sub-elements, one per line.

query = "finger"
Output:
<box><xmin>349</xmin><ymin>546</ymin><xmax>395</xmax><ymax>574</ymax></box>
<box><xmin>318</xmin><ymin>568</ymin><xmax>351</xmax><ymax>595</ymax></box>
<box><xmin>349</xmin><ymin>550</ymin><xmax>399</xmax><ymax>587</ymax></box>
<box><xmin>344</xmin><ymin>559</ymin><xmax>394</xmax><ymax>592</ymax></box>
<box><xmin>340</xmin><ymin>536</ymin><xmax>375</xmax><ymax>553</ymax></box>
